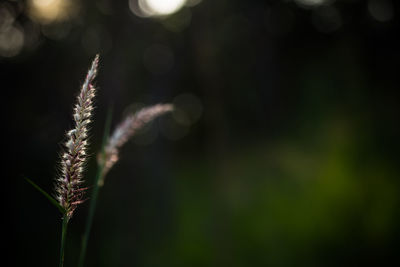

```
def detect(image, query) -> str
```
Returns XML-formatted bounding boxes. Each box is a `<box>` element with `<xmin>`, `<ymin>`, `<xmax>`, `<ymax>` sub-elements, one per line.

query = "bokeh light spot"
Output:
<box><xmin>28</xmin><ymin>0</ymin><xmax>78</xmax><ymax>24</ymax></box>
<box><xmin>0</xmin><ymin>25</ymin><xmax>24</xmax><ymax>57</ymax></box>
<box><xmin>294</xmin><ymin>0</ymin><xmax>333</xmax><ymax>8</ymax></box>
<box><xmin>368</xmin><ymin>0</ymin><xmax>394</xmax><ymax>22</ymax></box>
<box><xmin>130</xmin><ymin>0</ymin><xmax>201</xmax><ymax>18</ymax></box>
<box><xmin>0</xmin><ymin>4</ymin><xmax>15</xmax><ymax>29</ymax></box>
<box><xmin>137</xmin><ymin>0</ymin><xmax>156</xmax><ymax>17</ymax></box>
<box><xmin>145</xmin><ymin>0</ymin><xmax>186</xmax><ymax>16</ymax></box>
<box><xmin>130</xmin><ymin>0</ymin><xmax>187</xmax><ymax>17</ymax></box>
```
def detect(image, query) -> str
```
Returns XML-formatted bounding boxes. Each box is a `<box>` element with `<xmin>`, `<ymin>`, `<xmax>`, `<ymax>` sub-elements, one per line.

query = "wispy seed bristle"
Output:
<box><xmin>55</xmin><ymin>55</ymin><xmax>99</xmax><ymax>218</ymax></box>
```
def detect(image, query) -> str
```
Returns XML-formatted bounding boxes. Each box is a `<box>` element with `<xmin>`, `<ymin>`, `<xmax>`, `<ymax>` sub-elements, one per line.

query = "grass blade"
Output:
<box><xmin>25</xmin><ymin>177</ymin><xmax>66</xmax><ymax>214</ymax></box>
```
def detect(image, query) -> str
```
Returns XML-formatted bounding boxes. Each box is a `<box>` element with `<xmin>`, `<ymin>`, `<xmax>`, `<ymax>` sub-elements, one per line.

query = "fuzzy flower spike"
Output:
<box><xmin>98</xmin><ymin>103</ymin><xmax>174</xmax><ymax>186</ymax></box>
<box><xmin>56</xmin><ymin>55</ymin><xmax>99</xmax><ymax>218</ymax></box>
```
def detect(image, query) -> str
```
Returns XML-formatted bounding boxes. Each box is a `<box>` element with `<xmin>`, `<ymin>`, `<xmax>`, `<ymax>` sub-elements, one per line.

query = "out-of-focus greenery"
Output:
<box><xmin>5</xmin><ymin>0</ymin><xmax>400</xmax><ymax>266</ymax></box>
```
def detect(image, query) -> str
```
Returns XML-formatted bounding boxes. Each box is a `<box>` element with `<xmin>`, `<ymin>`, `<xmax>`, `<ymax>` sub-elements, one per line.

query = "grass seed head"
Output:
<box><xmin>98</xmin><ymin>103</ymin><xmax>174</xmax><ymax>185</ymax></box>
<box><xmin>55</xmin><ymin>55</ymin><xmax>99</xmax><ymax>218</ymax></box>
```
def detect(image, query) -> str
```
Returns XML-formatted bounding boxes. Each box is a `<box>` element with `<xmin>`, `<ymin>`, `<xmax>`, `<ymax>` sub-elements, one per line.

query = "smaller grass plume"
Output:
<box><xmin>98</xmin><ymin>103</ymin><xmax>174</xmax><ymax>185</ymax></box>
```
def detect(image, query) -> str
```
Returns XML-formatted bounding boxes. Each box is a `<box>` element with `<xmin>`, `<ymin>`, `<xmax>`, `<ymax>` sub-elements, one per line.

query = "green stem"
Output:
<box><xmin>59</xmin><ymin>216</ymin><xmax>69</xmax><ymax>267</ymax></box>
<box><xmin>78</xmin><ymin>107</ymin><xmax>112</xmax><ymax>267</ymax></box>
<box><xmin>78</xmin><ymin>165</ymin><xmax>103</xmax><ymax>267</ymax></box>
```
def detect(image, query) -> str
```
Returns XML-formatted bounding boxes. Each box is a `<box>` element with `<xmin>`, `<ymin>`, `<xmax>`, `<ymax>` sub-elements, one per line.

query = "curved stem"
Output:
<box><xmin>59</xmin><ymin>216</ymin><xmax>69</xmax><ymax>267</ymax></box>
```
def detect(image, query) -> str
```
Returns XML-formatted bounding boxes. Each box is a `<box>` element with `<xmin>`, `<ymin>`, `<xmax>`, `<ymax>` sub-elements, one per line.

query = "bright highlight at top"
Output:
<box><xmin>145</xmin><ymin>0</ymin><xmax>186</xmax><ymax>15</ymax></box>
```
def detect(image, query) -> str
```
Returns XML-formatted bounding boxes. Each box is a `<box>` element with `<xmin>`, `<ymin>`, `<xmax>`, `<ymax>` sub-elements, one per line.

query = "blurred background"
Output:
<box><xmin>5</xmin><ymin>0</ymin><xmax>400</xmax><ymax>266</ymax></box>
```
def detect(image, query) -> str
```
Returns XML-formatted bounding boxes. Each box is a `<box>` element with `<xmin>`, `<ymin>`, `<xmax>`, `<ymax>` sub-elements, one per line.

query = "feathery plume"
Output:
<box><xmin>98</xmin><ymin>103</ymin><xmax>174</xmax><ymax>185</ymax></box>
<box><xmin>55</xmin><ymin>55</ymin><xmax>99</xmax><ymax>218</ymax></box>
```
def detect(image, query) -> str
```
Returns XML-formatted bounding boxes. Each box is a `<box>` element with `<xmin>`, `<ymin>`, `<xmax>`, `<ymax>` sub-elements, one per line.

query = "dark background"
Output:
<box><xmin>4</xmin><ymin>0</ymin><xmax>400</xmax><ymax>266</ymax></box>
